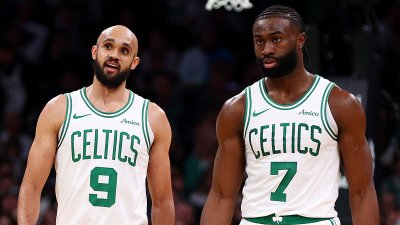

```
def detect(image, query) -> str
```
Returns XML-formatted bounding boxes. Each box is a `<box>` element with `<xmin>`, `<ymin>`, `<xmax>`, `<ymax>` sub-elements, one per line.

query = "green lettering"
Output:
<box><xmin>71</xmin><ymin>131</ymin><xmax>81</xmax><ymax>162</ymax></box>
<box><xmin>103</xmin><ymin>129</ymin><xmax>112</xmax><ymax>159</ymax></box>
<box><xmin>271</xmin><ymin>124</ymin><xmax>281</xmax><ymax>154</ymax></box>
<box><xmin>249</xmin><ymin>128</ymin><xmax>260</xmax><ymax>159</ymax></box>
<box><xmin>128</xmin><ymin>135</ymin><xmax>140</xmax><ymax>167</ymax></box>
<box><xmin>297</xmin><ymin>123</ymin><xmax>309</xmax><ymax>154</ymax></box>
<box><xmin>93</xmin><ymin>129</ymin><xmax>101</xmax><ymax>159</ymax></box>
<box><xmin>112</xmin><ymin>130</ymin><xmax>118</xmax><ymax>160</ymax></box>
<box><xmin>83</xmin><ymin>129</ymin><xmax>92</xmax><ymax>160</ymax></box>
<box><xmin>291</xmin><ymin>123</ymin><xmax>295</xmax><ymax>153</ymax></box>
<box><xmin>260</xmin><ymin>125</ymin><xmax>270</xmax><ymax>156</ymax></box>
<box><xmin>118</xmin><ymin>132</ymin><xmax>129</xmax><ymax>162</ymax></box>
<box><xmin>310</xmin><ymin>125</ymin><xmax>322</xmax><ymax>156</ymax></box>
<box><xmin>280</xmin><ymin>123</ymin><xmax>290</xmax><ymax>153</ymax></box>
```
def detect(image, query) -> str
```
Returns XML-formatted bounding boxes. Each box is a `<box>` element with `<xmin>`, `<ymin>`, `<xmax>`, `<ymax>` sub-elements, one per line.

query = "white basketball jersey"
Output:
<box><xmin>55</xmin><ymin>87</ymin><xmax>154</xmax><ymax>225</ymax></box>
<box><xmin>242</xmin><ymin>75</ymin><xmax>340</xmax><ymax>218</ymax></box>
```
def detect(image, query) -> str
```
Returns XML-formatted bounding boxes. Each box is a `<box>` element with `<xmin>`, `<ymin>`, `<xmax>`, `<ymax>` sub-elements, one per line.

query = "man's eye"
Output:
<box><xmin>121</xmin><ymin>48</ymin><xmax>129</xmax><ymax>54</ymax></box>
<box><xmin>273</xmin><ymin>38</ymin><xmax>281</xmax><ymax>43</ymax></box>
<box><xmin>105</xmin><ymin>44</ymin><xmax>112</xmax><ymax>49</ymax></box>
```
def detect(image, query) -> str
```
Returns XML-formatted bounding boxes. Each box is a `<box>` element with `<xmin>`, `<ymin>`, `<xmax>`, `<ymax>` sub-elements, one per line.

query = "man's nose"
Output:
<box><xmin>262</xmin><ymin>42</ymin><xmax>275</xmax><ymax>55</ymax></box>
<box><xmin>108</xmin><ymin>50</ymin><xmax>120</xmax><ymax>60</ymax></box>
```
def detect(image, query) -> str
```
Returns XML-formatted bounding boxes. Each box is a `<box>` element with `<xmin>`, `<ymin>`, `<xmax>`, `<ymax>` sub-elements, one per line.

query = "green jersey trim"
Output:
<box><xmin>329</xmin><ymin>218</ymin><xmax>338</xmax><ymax>225</ymax></box>
<box><xmin>320</xmin><ymin>83</ymin><xmax>338</xmax><ymax>140</ymax></box>
<box><xmin>141</xmin><ymin>99</ymin><xmax>151</xmax><ymax>150</ymax></box>
<box><xmin>80</xmin><ymin>87</ymin><xmax>135</xmax><ymax>118</ymax></box>
<box><xmin>243</xmin><ymin>87</ymin><xmax>252</xmax><ymax>139</ymax></box>
<box><xmin>58</xmin><ymin>93</ymin><xmax>72</xmax><ymax>148</ymax></box>
<box><xmin>259</xmin><ymin>75</ymin><xmax>321</xmax><ymax>110</ymax></box>
<box><xmin>244</xmin><ymin>215</ymin><xmax>333</xmax><ymax>224</ymax></box>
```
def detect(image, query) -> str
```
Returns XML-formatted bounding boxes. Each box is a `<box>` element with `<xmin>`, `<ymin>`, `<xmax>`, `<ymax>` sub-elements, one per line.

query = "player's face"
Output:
<box><xmin>253</xmin><ymin>18</ymin><xmax>301</xmax><ymax>79</ymax></box>
<box><xmin>91</xmin><ymin>26</ymin><xmax>140</xmax><ymax>88</ymax></box>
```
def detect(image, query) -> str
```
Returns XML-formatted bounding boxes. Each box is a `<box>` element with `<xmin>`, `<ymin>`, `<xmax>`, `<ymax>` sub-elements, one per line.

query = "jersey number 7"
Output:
<box><xmin>270</xmin><ymin>162</ymin><xmax>297</xmax><ymax>202</ymax></box>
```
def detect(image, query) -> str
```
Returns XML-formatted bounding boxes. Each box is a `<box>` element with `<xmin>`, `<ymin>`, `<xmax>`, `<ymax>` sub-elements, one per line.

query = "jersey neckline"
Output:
<box><xmin>80</xmin><ymin>87</ymin><xmax>135</xmax><ymax>118</ymax></box>
<box><xmin>259</xmin><ymin>75</ymin><xmax>321</xmax><ymax>110</ymax></box>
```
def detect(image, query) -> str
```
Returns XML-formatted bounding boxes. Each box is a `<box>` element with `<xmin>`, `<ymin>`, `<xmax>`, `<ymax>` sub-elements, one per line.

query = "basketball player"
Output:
<box><xmin>200</xmin><ymin>5</ymin><xmax>379</xmax><ymax>225</ymax></box>
<box><xmin>17</xmin><ymin>25</ymin><xmax>175</xmax><ymax>225</ymax></box>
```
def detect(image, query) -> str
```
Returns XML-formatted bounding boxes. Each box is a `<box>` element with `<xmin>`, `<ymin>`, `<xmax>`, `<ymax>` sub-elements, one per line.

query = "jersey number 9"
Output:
<box><xmin>89</xmin><ymin>167</ymin><xmax>118</xmax><ymax>207</ymax></box>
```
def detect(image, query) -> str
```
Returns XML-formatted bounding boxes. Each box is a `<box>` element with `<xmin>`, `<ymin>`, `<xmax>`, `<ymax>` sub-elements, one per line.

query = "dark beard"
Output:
<box><xmin>256</xmin><ymin>48</ymin><xmax>298</xmax><ymax>79</ymax></box>
<box><xmin>93</xmin><ymin>60</ymin><xmax>131</xmax><ymax>89</ymax></box>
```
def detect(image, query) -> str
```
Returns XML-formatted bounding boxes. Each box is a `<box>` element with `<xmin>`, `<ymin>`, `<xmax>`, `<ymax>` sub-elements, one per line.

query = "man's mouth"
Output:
<box><xmin>104</xmin><ymin>62</ymin><xmax>120</xmax><ymax>74</ymax></box>
<box><xmin>263</xmin><ymin>58</ymin><xmax>277</xmax><ymax>68</ymax></box>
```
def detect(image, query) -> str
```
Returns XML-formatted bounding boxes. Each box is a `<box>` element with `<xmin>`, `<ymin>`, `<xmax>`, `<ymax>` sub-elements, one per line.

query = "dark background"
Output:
<box><xmin>0</xmin><ymin>0</ymin><xmax>399</xmax><ymax>224</ymax></box>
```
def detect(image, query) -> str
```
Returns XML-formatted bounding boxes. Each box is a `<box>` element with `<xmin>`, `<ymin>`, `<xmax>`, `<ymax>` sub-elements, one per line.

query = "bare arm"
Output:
<box><xmin>200</xmin><ymin>93</ymin><xmax>246</xmax><ymax>225</ymax></box>
<box><xmin>329</xmin><ymin>87</ymin><xmax>380</xmax><ymax>225</ymax></box>
<box><xmin>17</xmin><ymin>95</ymin><xmax>66</xmax><ymax>225</ymax></box>
<box><xmin>147</xmin><ymin>102</ymin><xmax>175</xmax><ymax>225</ymax></box>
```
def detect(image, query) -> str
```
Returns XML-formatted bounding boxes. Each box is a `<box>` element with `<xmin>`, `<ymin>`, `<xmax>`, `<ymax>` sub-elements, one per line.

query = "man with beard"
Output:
<box><xmin>17</xmin><ymin>25</ymin><xmax>175</xmax><ymax>225</ymax></box>
<box><xmin>200</xmin><ymin>5</ymin><xmax>379</xmax><ymax>225</ymax></box>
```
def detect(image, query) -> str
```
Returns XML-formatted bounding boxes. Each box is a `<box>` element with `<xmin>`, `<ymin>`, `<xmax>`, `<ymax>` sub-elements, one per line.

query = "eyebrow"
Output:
<box><xmin>268</xmin><ymin>31</ymin><xmax>283</xmax><ymax>35</ymax></box>
<box><xmin>253</xmin><ymin>30</ymin><xmax>283</xmax><ymax>37</ymax></box>
<box><xmin>102</xmin><ymin>38</ymin><xmax>132</xmax><ymax>50</ymax></box>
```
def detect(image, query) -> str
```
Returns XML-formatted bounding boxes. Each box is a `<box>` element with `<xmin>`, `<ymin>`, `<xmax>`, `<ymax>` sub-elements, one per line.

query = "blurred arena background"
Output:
<box><xmin>0</xmin><ymin>0</ymin><xmax>399</xmax><ymax>224</ymax></box>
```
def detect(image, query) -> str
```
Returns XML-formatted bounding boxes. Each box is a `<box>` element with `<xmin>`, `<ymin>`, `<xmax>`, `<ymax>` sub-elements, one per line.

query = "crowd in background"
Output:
<box><xmin>0</xmin><ymin>0</ymin><xmax>400</xmax><ymax>224</ymax></box>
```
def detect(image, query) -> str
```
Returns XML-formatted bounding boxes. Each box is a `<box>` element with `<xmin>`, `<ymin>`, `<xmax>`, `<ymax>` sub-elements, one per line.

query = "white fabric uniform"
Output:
<box><xmin>55</xmin><ymin>87</ymin><xmax>154</xmax><ymax>225</ymax></box>
<box><xmin>239</xmin><ymin>217</ymin><xmax>341</xmax><ymax>225</ymax></box>
<box><xmin>242</xmin><ymin>75</ymin><xmax>340</xmax><ymax>219</ymax></box>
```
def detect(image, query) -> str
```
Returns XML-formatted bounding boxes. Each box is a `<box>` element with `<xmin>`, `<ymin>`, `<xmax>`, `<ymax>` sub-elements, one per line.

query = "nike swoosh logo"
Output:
<box><xmin>252</xmin><ymin>108</ymin><xmax>270</xmax><ymax>117</ymax></box>
<box><xmin>73</xmin><ymin>113</ymin><xmax>92</xmax><ymax>119</ymax></box>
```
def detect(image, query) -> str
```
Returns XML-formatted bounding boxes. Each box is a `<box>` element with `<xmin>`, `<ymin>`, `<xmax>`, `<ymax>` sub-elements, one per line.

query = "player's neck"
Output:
<box><xmin>266</xmin><ymin>66</ymin><xmax>310</xmax><ymax>88</ymax></box>
<box><xmin>86</xmin><ymin>80</ymin><xmax>130</xmax><ymax>112</ymax></box>
<box><xmin>264</xmin><ymin>67</ymin><xmax>314</xmax><ymax>102</ymax></box>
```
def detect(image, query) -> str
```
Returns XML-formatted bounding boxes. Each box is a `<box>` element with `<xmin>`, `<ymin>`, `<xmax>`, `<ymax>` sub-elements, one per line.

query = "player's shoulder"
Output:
<box><xmin>127</xmin><ymin>89</ymin><xmax>170</xmax><ymax>128</ymax></box>
<box><xmin>317</xmin><ymin>74</ymin><xmax>355</xmax><ymax>104</ymax></box>
<box><xmin>44</xmin><ymin>94</ymin><xmax>67</xmax><ymax>113</ymax></box>
<box><xmin>218</xmin><ymin>90</ymin><xmax>246</xmax><ymax>124</ymax></box>
<box><xmin>148</xmin><ymin>101</ymin><xmax>167</xmax><ymax>119</ymax></box>
<box><xmin>148</xmin><ymin>101</ymin><xmax>170</xmax><ymax>127</ymax></box>
<box><xmin>45</xmin><ymin>88</ymin><xmax>82</xmax><ymax>110</ymax></box>
<box><xmin>328</xmin><ymin>85</ymin><xmax>365</xmax><ymax>126</ymax></box>
<box><xmin>147</xmin><ymin>101</ymin><xmax>171</xmax><ymax>140</ymax></box>
<box><xmin>220</xmin><ymin>76</ymin><xmax>260</xmax><ymax>112</ymax></box>
<box><xmin>222</xmin><ymin>90</ymin><xmax>246</xmax><ymax>112</ymax></box>
<box><xmin>329</xmin><ymin>85</ymin><xmax>362</xmax><ymax>110</ymax></box>
<box><xmin>37</xmin><ymin>94</ymin><xmax>68</xmax><ymax>130</ymax></box>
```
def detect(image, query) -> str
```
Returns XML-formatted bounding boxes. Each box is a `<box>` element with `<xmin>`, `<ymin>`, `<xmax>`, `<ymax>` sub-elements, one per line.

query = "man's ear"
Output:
<box><xmin>130</xmin><ymin>56</ymin><xmax>140</xmax><ymax>70</ymax></box>
<box><xmin>297</xmin><ymin>32</ymin><xmax>306</xmax><ymax>49</ymax></box>
<box><xmin>91</xmin><ymin>45</ymin><xmax>97</xmax><ymax>60</ymax></box>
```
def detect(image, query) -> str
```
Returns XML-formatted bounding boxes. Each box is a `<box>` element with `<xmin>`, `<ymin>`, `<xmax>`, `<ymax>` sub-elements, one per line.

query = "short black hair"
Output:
<box><xmin>254</xmin><ymin>5</ymin><xmax>305</xmax><ymax>33</ymax></box>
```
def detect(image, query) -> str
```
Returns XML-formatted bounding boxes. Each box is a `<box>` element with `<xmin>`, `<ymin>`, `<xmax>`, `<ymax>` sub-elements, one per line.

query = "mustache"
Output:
<box><xmin>105</xmin><ymin>58</ymin><xmax>119</xmax><ymax>63</ymax></box>
<box><xmin>261</xmin><ymin>55</ymin><xmax>279</xmax><ymax>60</ymax></box>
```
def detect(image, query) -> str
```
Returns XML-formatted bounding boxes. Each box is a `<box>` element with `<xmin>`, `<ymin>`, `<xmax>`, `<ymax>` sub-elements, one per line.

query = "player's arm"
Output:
<box><xmin>147</xmin><ymin>102</ymin><xmax>175</xmax><ymax>225</ymax></box>
<box><xmin>17</xmin><ymin>95</ymin><xmax>66</xmax><ymax>225</ymax></box>
<box><xmin>200</xmin><ymin>93</ymin><xmax>246</xmax><ymax>225</ymax></box>
<box><xmin>329</xmin><ymin>87</ymin><xmax>380</xmax><ymax>225</ymax></box>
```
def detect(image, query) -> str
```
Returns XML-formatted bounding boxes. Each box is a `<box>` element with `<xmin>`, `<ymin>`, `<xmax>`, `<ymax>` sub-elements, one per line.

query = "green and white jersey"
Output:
<box><xmin>242</xmin><ymin>75</ymin><xmax>340</xmax><ymax>218</ymax></box>
<box><xmin>55</xmin><ymin>87</ymin><xmax>154</xmax><ymax>225</ymax></box>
